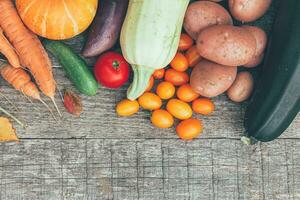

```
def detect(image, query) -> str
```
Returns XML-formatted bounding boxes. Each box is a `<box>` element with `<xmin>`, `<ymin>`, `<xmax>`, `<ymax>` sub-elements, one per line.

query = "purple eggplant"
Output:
<box><xmin>82</xmin><ymin>0</ymin><xmax>128</xmax><ymax>57</ymax></box>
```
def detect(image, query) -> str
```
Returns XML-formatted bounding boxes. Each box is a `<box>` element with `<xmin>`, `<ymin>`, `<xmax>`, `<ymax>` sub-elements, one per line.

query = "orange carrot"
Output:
<box><xmin>0</xmin><ymin>26</ymin><xmax>20</xmax><ymax>68</ymax></box>
<box><xmin>0</xmin><ymin>0</ymin><xmax>60</xmax><ymax>115</ymax></box>
<box><xmin>0</xmin><ymin>61</ymin><xmax>40</xmax><ymax>100</ymax></box>
<box><xmin>0</xmin><ymin>61</ymin><xmax>57</xmax><ymax>120</ymax></box>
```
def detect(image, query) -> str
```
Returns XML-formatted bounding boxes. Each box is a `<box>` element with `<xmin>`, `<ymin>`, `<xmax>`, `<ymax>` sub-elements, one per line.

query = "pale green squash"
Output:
<box><xmin>120</xmin><ymin>0</ymin><xmax>189</xmax><ymax>100</ymax></box>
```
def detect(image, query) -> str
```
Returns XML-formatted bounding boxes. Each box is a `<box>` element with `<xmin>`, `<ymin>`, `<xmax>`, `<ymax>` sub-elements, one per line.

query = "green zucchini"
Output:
<box><xmin>43</xmin><ymin>40</ymin><xmax>98</xmax><ymax>96</ymax></box>
<box><xmin>244</xmin><ymin>0</ymin><xmax>300</xmax><ymax>142</ymax></box>
<box><xmin>120</xmin><ymin>0</ymin><xmax>189</xmax><ymax>100</ymax></box>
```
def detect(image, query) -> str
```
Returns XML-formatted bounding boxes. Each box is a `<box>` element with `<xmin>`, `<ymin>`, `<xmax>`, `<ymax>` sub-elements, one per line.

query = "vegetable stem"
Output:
<box><xmin>113</xmin><ymin>61</ymin><xmax>119</xmax><ymax>68</ymax></box>
<box><xmin>241</xmin><ymin>136</ymin><xmax>257</xmax><ymax>145</ymax></box>
<box><xmin>127</xmin><ymin>65</ymin><xmax>155</xmax><ymax>100</ymax></box>
<box><xmin>0</xmin><ymin>105</ymin><xmax>25</xmax><ymax>128</ymax></box>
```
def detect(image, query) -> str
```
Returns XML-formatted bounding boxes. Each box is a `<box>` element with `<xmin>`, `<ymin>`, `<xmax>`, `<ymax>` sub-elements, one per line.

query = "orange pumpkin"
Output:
<box><xmin>16</xmin><ymin>0</ymin><xmax>98</xmax><ymax>40</ymax></box>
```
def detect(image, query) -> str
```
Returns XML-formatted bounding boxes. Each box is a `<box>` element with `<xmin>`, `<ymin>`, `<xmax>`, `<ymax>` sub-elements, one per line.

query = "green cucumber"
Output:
<box><xmin>244</xmin><ymin>0</ymin><xmax>300</xmax><ymax>142</ymax></box>
<box><xmin>44</xmin><ymin>40</ymin><xmax>98</xmax><ymax>96</ymax></box>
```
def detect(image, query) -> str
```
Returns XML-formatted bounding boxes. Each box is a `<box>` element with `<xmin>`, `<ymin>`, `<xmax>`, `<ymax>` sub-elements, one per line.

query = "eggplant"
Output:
<box><xmin>243</xmin><ymin>0</ymin><xmax>300</xmax><ymax>143</ymax></box>
<box><xmin>82</xmin><ymin>0</ymin><xmax>128</xmax><ymax>57</ymax></box>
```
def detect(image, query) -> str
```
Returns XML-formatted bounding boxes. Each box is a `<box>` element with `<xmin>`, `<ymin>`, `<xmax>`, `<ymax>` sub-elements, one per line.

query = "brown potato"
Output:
<box><xmin>184</xmin><ymin>1</ymin><xmax>233</xmax><ymax>40</ymax></box>
<box><xmin>243</xmin><ymin>26</ymin><xmax>267</xmax><ymax>56</ymax></box>
<box><xmin>199</xmin><ymin>0</ymin><xmax>223</xmax><ymax>2</ymax></box>
<box><xmin>244</xmin><ymin>53</ymin><xmax>264</xmax><ymax>68</ymax></box>
<box><xmin>243</xmin><ymin>26</ymin><xmax>267</xmax><ymax>67</ymax></box>
<box><xmin>227</xmin><ymin>71</ymin><xmax>254</xmax><ymax>102</ymax></box>
<box><xmin>229</xmin><ymin>0</ymin><xmax>272</xmax><ymax>22</ymax></box>
<box><xmin>197</xmin><ymin>25</ymin><xmax>256</xmax><ymax>66</ymax></box>
<box><xmin>190</xmin><ymin>59</ymin><xmax>237</xmax><ymax>97</ymax></box>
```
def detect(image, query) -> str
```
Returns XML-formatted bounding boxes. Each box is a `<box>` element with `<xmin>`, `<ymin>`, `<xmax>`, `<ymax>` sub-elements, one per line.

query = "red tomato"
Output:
<box><xmin>94</xmin><ymin>52</ymin><xmax>130</xmax><ymax>89</ymax></box>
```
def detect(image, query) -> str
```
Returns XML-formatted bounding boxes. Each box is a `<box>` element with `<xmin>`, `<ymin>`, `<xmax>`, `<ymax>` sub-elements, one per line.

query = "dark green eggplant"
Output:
<box><xmin>82</xmin><ymin>0</ymin><xmax>128</xmax><ymax>57</ymax></box>
<box><xmin>244</xmin><ymin>0</ymin><xmax>300</xmax><ymax>142</ymax></box>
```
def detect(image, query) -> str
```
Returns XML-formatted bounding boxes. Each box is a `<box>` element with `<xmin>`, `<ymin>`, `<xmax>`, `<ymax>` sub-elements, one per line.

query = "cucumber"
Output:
<box><xmin>44</xmin><ymin>40</ymin><xmax>98</xmax><ymax>96</ymax></box>
<box><xmin>244</xmin><ymin>0</ymin><xmax>300</xmax><ymax>142</ymax></box>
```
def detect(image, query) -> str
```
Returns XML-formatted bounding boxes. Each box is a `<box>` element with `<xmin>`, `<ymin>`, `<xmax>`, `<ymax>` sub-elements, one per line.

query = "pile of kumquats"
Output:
<box><xmin>116</xmin><ymin>33</ymin><xmax>215</xmax><ymax>140</ymax></box>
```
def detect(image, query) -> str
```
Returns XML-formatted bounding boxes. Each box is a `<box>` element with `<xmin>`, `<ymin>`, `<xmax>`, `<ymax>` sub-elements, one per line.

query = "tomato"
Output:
<box><xmin>170</xmin><ymin>52</ymin><xmax>189</xmax><ymax>72</ymax></box>
<box><xmin>156</xmin><ymin>81</ymin><xmax>175</xmax><ymax>100</ymax></box>
<box><xmin>177</xmin><ymin>84</ymin><xmax>200</xmax><ymax>102</ymax></box>
<box><xmin>138</xmin><ymin>92</ymin><xmax>162</xmax><ymax>110</ymax></box>
<box><xmin>192</xmin><ymin>98</ymin><xmax>215</xmax><ymax>115</ymax></box>
<box><xmin>176</xmin><ymin>118</ymin><xmax>203</xmax><ymax>140</ymax></box>
<box><xmin>185</xmin><ymin>46</ymin><xmax>201</xmax><ymax>67</ymax></box>
<box><xmin>166</xmin><ymin>99</ymin><xmax>192</xmax><ymax>120</ymax></box>
<box><xmin>164</xmin><ymin>69</ymin><xmax>189</xmax><ymax>86</ymax></box>
<box><xmin>151</xmin><ymin>109</ymin><xmax>174</xmax><ymax>128</ymax></box>
<box><xmin>94</xmin><ymin>52</ymin><xmax>130</xmax><ymax>89</ymax></box>
<box><xmin>178</xmin><ymin>33</ymin><xmax>194</xmax><ymax>51</ymax></box>
<box><xmin>145</xmin><ymin>76</ymin><xmax>154</xmax><ymax>92</ymax></box>
<box><xmin>116</xmin><ymin>99</ymin><xmax>139</xmax><ymax>117</ymax></box>
<box><xmin>153</xmin><ymin>69</ymin><xmax>165</xmax><ymax>79</ymax></box>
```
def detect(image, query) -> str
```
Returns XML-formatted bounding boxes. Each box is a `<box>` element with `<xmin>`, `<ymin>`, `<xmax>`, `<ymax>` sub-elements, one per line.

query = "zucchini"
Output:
<box><xmin>44</xmin><ymin>40</ymin><xmax>99</xmax><ymax>96</ymax></box>
<box><xmin>120</xmin><ymin>0</ymin><xmax>189</xmax><ymax>100</ymax></box>
<box><xmin>244</xmin><ymin>0</ymin><xmax>300</xmax><ymax>142</ymax></box>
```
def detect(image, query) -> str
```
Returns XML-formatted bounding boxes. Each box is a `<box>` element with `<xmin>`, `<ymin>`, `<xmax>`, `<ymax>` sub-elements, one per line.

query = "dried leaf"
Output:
<box><xmin>63</xmin><ymin>90</ymin><xmax>83</xmax><ymax>116</ymax></box>
<box><xmin>0</xmin><ymin>117</ymin><xmax>19</xmax><ymax>142</ymax></box>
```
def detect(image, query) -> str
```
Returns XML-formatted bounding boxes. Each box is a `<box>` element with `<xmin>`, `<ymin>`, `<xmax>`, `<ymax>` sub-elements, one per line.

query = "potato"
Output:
<box><xmin>197</xmin><ymin>25</ymin><xmax>256</xmax><ymax>66</ymax></box>
<box><xmin>243</xmin><ymin>26</ymin><xmax>267</xmax><ymax>67</ymax></box>
<box><xmin>229</xmin><ymin>0</ymin><xmax>272</xmax><ymax>22</ymax></box>
<box><xmin>184</xmin><ymin>1</ymin><xmax>233</xmax><ymax>40</ymax></box>
<box><xmin>243</xmin><ymin>26</ymin><xmax>267</xmax><ymax>56</ymax></box>
<box><xmin>190</xmin><ymin>59</ymin><xmax>237</xmax><ymax>97</ymax></box>
<box><xmin>199</xmin><ymin>0</ymin><xmax>223</xmax><ymax>2</ymax></box>
<box><xmin>227</xmin><ymin>71</ymin><xmax>254</xmax><ymax>102</ymax></box>
<box><xmin>244</xmin><ymin>53</ymin><xmax>264</xmax><ymax>68</ymax></box>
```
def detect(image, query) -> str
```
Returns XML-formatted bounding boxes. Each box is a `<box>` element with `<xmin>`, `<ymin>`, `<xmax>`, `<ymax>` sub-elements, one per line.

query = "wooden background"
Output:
<box><xmin>0</xmin><ymin>36</ymin><xmax>299</xmax><ymax>200</ymax></box>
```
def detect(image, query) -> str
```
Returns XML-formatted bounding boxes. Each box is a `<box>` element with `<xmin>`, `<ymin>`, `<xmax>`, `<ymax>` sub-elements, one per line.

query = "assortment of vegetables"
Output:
<box><xmin>115</xmin><ymin>35</ymin><xmax>214</xmax><ymax>140</ymax></box>
<box><xmin>0</xmin><ymin>0</ymin><xmax>298</xmax><ymax>143</ymax></box>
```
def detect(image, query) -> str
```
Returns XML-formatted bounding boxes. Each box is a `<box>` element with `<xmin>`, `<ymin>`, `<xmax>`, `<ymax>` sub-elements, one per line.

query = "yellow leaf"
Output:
<box><xmin>0</xmin><ymin>117</ymin><xmax>19</xmax><ymax>142</ymax></box>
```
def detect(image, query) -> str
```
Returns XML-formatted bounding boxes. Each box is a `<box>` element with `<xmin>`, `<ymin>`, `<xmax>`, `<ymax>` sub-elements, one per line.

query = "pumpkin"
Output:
<box><xmin>16</xmin><ymin>0</ymin><xmax>98</xmax><ymax>40</ymax></box>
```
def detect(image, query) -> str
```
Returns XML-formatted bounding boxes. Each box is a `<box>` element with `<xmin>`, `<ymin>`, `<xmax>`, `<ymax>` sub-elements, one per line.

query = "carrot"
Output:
<box><xmin>0</xmin><ymin>26</ymin><xmax>20</xmax><ymax>68</ymax></box>
<box><xmin>0</xmin><ymin>62</ymin><xmax>40</xmax><ymax>99</ymax></box>
<box><xmin>0</xmin><ymin>0</ymin><xmax>60</xmax><ymax>116</ymax></box>
<box><xmin>0</xmin><ymin>61</ymin><xmax>57</xmax><ymax>120</ymax></box>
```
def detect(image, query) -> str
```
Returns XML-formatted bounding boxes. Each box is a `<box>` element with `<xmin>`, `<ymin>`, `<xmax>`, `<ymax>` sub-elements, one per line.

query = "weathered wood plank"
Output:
<box><xmin>0</xmin><ymin>139</ymin><xmax>299</xmax><ymax>199</ymax></box>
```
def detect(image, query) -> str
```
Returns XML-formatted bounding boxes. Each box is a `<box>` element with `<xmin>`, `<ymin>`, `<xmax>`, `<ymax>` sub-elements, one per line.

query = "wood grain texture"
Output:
<box><xmin>0</xmin><ymin>139</ymin><xmax>300</xmax><ymax>200</ymax></box>
<box><xmin>0</xmin><ymin>35</ymin><xmax>299</xmax><ymax>199</ymax></box>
